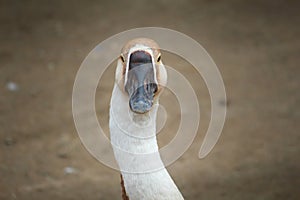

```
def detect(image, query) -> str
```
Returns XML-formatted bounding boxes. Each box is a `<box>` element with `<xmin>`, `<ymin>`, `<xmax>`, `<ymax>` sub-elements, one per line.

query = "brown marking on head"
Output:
<box><xmin>121</xmin><ymin>38</ymin><xmax>161</xmax><ymax>61</ymax></box>
<box><xmin>119</xmin><ymin>38</ymin><xmax>165</xmax><ymax>97</ymax></box>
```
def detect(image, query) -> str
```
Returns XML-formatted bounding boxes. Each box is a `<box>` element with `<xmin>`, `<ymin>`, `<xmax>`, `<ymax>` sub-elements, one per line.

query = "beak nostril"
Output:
<box><xmin>144</xmin><ymin>84</ymin><xmax>148</xmax><ymax>92</ymax></box>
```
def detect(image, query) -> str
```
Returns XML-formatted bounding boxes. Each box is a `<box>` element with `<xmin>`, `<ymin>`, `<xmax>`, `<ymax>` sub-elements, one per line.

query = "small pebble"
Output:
<box><xmin>64</xmin><ymin>166</ymin><xmax>78</xmax><ymax>174</ymax></box>
<box><xmin>6</xmin><ymin>82</ymin><xmax>19</xmax><ymax>91</ymax></box>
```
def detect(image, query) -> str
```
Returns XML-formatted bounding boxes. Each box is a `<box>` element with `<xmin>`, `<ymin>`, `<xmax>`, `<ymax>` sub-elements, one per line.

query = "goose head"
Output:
<box><xmin>115</xmin><ymin>38</ymin><xmax>167</xmax><ymax>114</ymax></box>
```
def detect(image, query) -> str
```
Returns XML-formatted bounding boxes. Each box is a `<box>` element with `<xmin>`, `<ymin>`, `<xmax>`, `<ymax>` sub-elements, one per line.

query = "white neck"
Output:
<box><xmin>109</xmin><ymin>84</ymin><xmax>184</xmax><ymax>200</ymax></box>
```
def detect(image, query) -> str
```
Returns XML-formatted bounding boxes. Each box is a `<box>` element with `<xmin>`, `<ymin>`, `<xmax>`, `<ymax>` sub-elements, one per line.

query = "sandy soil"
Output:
<box><xmin>0</xmin><ymin>0</ymin><xmax>299</xmax><ymax>199</ymax></box>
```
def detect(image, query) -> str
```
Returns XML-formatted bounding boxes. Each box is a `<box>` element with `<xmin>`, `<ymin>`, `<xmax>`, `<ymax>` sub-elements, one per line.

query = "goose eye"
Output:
<box><xmin>151</xmin><ymin>83</ymin><xmax>158</xmax><ymax>94</ymax></box>
<box><xmin>154</xmin><ymin>84</ymin><xmax>158</xmax><ymax>93</ymax></box>
<box><xmin>157</xmin><ymin>55</ymin><xmax>161</xmax><ymax>62</ymax></box>
<box><xmin>120</xmin><ymin>54</ymin><xmax>125</xmax><ymax>63</ymax></box>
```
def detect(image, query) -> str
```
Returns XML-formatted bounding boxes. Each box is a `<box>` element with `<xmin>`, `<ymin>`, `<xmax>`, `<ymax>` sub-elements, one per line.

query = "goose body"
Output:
<box><xmin>109</xmin><ymin>38</ymin><xmax>184</xmax><ymax>200</ymax></box>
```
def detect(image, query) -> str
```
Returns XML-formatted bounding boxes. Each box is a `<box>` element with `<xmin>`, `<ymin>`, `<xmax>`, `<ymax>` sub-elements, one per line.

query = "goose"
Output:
<box><xmin>109</xmin><ymin>38</ymin><xmax>184</xmax><ymax>200</ymax></box>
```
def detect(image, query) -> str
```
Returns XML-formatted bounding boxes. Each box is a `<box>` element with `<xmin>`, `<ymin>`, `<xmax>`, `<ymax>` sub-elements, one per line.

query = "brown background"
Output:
<box><xmin>0</xmin><ymin>0</ymin><xmax>299</xmax><ymax>199</ymax></box>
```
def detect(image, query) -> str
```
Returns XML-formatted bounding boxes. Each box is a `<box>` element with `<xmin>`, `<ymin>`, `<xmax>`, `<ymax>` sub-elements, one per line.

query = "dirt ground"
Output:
<box><xmin>0</xmin><ymin>0</ymin><xmax>299</xmax><ymax>199</ymax></box>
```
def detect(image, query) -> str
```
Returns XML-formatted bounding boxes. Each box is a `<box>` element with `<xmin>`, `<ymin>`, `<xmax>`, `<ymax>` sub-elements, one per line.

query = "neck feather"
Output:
<box><xmin>109</xmin><ymin>84</ymin><xmax>184</xmax><ymax>200</ymax></box>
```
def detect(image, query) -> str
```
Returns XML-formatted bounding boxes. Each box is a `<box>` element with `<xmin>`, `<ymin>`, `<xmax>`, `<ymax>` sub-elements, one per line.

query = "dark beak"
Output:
<box><xmin>125</xmin><ymin>51</ymin><xmax>157</xmax><ymax>114</ymax></box>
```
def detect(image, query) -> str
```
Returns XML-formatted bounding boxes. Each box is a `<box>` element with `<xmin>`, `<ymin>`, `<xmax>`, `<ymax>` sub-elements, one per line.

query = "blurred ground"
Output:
<box><xmin>0</xmin><ymin>0</ymin><xmax>299</xmax><ymax>199</ymax></box>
